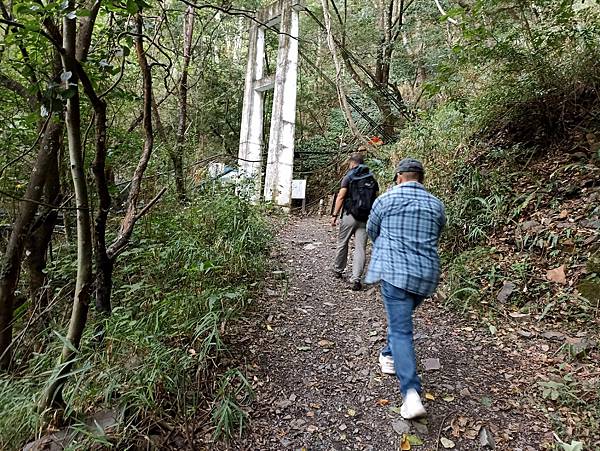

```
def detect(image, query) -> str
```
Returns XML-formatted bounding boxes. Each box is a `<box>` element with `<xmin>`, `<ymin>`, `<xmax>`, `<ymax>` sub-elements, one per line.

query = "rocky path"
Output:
<box><xmin>221</xmin><ymin>217</ymin><xmax>553</xmax><ymax>450</ymax></box>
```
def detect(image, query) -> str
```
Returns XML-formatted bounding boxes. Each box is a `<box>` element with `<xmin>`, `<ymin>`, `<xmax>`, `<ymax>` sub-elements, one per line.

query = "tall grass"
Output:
<box><xmin>0</xmin><ymin>191</ymin><xmax>272</xmax><ymax>449</ymax></box>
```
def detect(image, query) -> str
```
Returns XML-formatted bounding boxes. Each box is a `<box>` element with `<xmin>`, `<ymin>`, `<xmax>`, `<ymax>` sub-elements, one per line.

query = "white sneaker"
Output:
<box><xmin>400</xmin><ymin>389</ymin><xmax>427</xmax><ymax>420</ymax></box>
<box><xmin>378</xmin><ymin>354</ymin><xmax>395</xmax><ymax>375</ymax></box>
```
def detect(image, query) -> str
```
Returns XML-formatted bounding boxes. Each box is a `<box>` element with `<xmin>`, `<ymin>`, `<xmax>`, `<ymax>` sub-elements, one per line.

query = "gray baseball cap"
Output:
<box><xmin>396</xmin><ymin>158</ymin><xmax>424</xmax><ymax>173</ymax></box>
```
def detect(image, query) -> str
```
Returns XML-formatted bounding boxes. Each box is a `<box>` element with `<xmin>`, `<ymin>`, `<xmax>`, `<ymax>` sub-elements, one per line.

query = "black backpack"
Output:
<box><xmin>345</xmin><ymin>166</ymin><xmax>378</xmax><ymax>222</ymax></box>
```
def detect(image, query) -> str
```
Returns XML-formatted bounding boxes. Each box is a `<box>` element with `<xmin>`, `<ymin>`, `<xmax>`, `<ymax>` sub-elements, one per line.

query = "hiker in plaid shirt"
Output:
<box><xmin>365</xmin><ymin>158</ymin><xmax>445</xmax><ymax>420</ymax></box>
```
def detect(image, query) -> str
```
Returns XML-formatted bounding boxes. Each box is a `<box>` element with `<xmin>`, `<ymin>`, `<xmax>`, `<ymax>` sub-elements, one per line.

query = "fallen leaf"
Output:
<box><xmin>347</xmin><ymin>408</ymin><xmax>356</xmax><ymax>417</ymax></box>
<box><xmin>266</xmin><ymin>324</ymin><xmax>273</xmax><ymax>331</ymax></box>
<box><xmin>518</xmin><ymin>330</ymin><xmax>534</xmax><ymax>338</ymax></box>
<box><xmin>464</xmin><ymin>426</ymin><xmax>480</xmax><ymax>440</ymax></box>
<box><xmin>317</xmin><ymin>339</ymin><xmax>335</xmax><ymax>348</ymax></box>
<box><xmin>425</xmin><ymin>392</ymin><xmax>435</xmax><ymax>400</ymax></box>
<box><xmin>443</xmin><ymin>395</ymin><xmax>455</xmax><ymax>402</ymax></box>
<box><xmin>542</xmin><ymin>331</ymin><xmax>565</xmax><ymax>340</ymax></box>
<box><xmin>488</xmin><ymin>324</ymin><xmax>497</xmax><ymax>335</ymax></box>
<box><xmin>440</xmin><ymin>437</ymin><xmax>455</xmax><ymax>448</ymax></box>
<box><xmin>508</xmin><ymin>312</ymin><xmax>530</xmax><ymax>321</ymax></box>
<box><xmin>376</xmin><ymin>398</ymin><xmax>390</xmax><ymax>406</ymax></box>
<box><xmin>407</xmin><ymin>434</ymin><xmax>423</xmax><ymax>445</ymax></box>
<box><xmin>480</xmin><ymin>396</ymin><xmax>493</xmax><ymax>407</ymax></box>
<box><xmin>400</xmin><ymin>434</ymin><xmax>411</xmax><ymax>450</ymax></box>
<box><xmin>546</xmin><ymin>265</ymin><xmax>567</xmax><ymax>284</ymax></box>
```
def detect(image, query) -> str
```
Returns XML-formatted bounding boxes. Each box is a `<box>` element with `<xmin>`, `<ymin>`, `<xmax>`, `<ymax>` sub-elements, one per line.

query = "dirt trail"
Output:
<box><xmin>222</xmin><ymin>217</ymin><xmax>552</xmax><ymax>450</ymax></box>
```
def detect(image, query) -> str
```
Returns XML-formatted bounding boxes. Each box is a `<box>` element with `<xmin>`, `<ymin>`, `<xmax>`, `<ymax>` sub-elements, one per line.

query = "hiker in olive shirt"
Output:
<box><xmin>331</xmin><ymin>153</ymin><xmax>379</xmax><ymax>290</ymax></box>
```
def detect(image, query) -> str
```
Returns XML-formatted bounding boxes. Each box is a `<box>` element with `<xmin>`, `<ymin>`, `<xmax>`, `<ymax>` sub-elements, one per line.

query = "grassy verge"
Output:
<box><xmin>0</xmin><ymin>192</ymin><xmax>272</xmax><ymax>449</ymax></box>
<box><xmin>374</xmin><ymin>49</ymin><xmax>600</xmax><ymax>447</ymax></box>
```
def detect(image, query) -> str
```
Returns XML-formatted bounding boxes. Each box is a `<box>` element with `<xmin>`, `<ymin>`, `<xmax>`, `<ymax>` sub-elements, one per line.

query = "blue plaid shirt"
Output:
<box><xmin>366</xmin><ymin>182</ymin><xmax>446</xmax><ymax>297</ymax></box>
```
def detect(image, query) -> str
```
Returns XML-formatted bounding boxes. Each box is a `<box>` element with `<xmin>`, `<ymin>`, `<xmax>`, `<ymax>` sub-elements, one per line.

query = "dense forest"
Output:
<box><xmin>0</xmin><ymin>0</ymin><xmax>598</xmax><ymax>449</ymax></box>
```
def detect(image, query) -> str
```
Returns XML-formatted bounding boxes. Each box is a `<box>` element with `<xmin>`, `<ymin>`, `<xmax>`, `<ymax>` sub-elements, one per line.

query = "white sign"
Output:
<box><xmin>208</xmin><ymin>162</ymin><xmax>225</xmax><ymax>178</ymax></box>
<box><xmin>291</xmin><ymin>179</ymin><xmax>307</xmax><ymax>199</ymax></box>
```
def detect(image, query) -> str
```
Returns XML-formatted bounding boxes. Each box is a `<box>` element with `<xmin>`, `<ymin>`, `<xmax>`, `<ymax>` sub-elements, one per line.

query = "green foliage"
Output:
<box><xmin>382</xmin><ymin>3</ymin><xmax>600</xmax><ymax>444</ymax></box>
<box><xmin>0</xmin><ymin>193</ymin><xmax>272</xmax><ymax>449</ymax></box>
<box><xmin>211</xmin><ymin>368</ymin><xmax>253</xmax><ymax>440</ymax></box>
<box><xmin>0</xmin><ymin>378</ymin><xmax>39</xmax><ymax>446</ymax></box>
<box><xmin>537</xmin><ymin>367</ymin><xmax>599</xmax><ymax>447</ymax></box>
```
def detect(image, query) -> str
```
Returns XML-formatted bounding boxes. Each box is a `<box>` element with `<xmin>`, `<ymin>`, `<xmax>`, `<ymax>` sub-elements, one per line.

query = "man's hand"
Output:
<box><xmin>330</xmin><ymin>215</ymin><xmax>338</xmax><ymax>227</ymax></box>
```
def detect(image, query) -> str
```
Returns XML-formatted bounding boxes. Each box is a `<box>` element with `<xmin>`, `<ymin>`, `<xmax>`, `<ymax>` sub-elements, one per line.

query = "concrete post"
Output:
<box><xmin>263</xmin><ymin>4</ymin><xmax>299</xmax><ymax>208</ymax></box>
<box><xmin>238</xmin><ymin>25</ymin><xmax>265</xmax><ymax>202</ymax></box>
<box><xmin>238</xmin><ymin>0</ymin><xmax>301</xmax><ymax>208</ymax></box>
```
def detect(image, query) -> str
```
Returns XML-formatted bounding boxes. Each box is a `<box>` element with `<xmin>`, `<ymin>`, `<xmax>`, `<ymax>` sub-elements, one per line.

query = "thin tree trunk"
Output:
<box><xmin>0</xmin><ymin>5</ymin><xmax>60</xmax><ymax>370</ymax></box>
<box><xmin>374</xmin><ymin>0</ymin><xmax>399</xmax><ymax>136</ymax></box>
<box><xmin>26</xmin><ymin>50</ymin><xmax>65</xmax><ymax>332</ymax></box>
<box><xmin>25</xmin><ymin>119</ymin><xmax>63</xmax><ymax>328</ymax></box>
<box><xmin>42</xmin><ymin>4</ymin><xmax>93</xmax><ymax>408</ymax></box>
<box><xmin>0</xmin><ymin>121</ymin><xmax>60</xmax><ymax>369</ymax></box>
<box><xmin>172</xmin><ymin>5</ymin><xmax>195</xmax><ymax>202</ymax></box>
<box><xmin>320</xmin><ymin>0</ymin><xmax>366</xmax><ymax>145</ymax></box>
<box><xmin>106</xmin><ymin>13</ymin><xmax>161</xmax><ymax>260</ymax></box>
<box><xmin>59</xmin><ymin>145</ymin><xmax>74</xmax><ymax>244</ymax></box>
<box><xmin>94</xmin><ymin>12</ymin><xmax>162</xmax><ymax>320</ymax></box>
<box><xmin>92</xmin><ymin>98</ymin><xmax>111</xmax><ymax>315</ymax></box>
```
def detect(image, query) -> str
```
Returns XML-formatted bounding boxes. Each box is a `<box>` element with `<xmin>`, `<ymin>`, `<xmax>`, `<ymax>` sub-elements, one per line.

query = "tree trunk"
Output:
<box><xmin>93</xmin><ymin>12</ymin><xmax>162</xmax><ymax>322</ymax></box>
<box><xmin>106</xmin><ymin>13</ymin><xmax>157</xmax><ymax>259</ymax></box>
<box><xmin>26</xmin><ymin>50</ymin><xmax>65</xmax><ymax>332</ymax></box>
<box><xmin>0</xmin><ymin>10</ymin><xmax>62</xmax><ymax>371</ymax></box>
<box><xmin>25</xmin><ymin>119</ymin><xmax>63</xmax><ymax>328</ymax></box>
<box><xmin>172</xmin><ymin>5</ymin><xmax>195</xmax><ymax>203</ymax></box>
<box><xmin>0</xmin><ymin>120</ymin><xmax>60</xmax><ymax>369</ymax></box>
<box><xmin>59</xmin><ymin>145</ymin><xmax>74</xmax><ymax>244</ymax></box>
<box><xmin>320</xmin><ymin>0</ymin><xmax>366</xmax><ymax>145</ymax></box>
<box><xmin>90</xmin><ymin>90</ymin><xmax>111</xmax><ymax>315</ymax></box>
<box><xmin>374</xmin><ymin>0</ymin><xmax>399</xmax><ymax>136</ymax></box>
<box><xmin>42</xmin><ymin>4</ymin><xmax>93</xmax><ymax>408</ymax></box>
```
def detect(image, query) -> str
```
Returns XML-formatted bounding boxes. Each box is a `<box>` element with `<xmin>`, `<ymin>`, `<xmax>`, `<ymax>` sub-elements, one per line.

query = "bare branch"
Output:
<box><xmin>133</xmin><ymin>187</ymin><xmax>167</xmax><ymax>222</ymax></box>
<box><xmin>434</xmin><ymin>0</ymin><xmax>459</xmax><ymax>25</ymax></box>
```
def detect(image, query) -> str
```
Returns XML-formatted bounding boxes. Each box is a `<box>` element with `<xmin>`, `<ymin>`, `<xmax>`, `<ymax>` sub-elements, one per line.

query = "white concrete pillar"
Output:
<box><xmin>263</xmin><ymin>5</ymin><xmax>299</xmax><ymax>207</ymax></box>
<box><xmin>238</xmin><ymin>25</ymin><xmax>265</xmax><ymax>202</ymax></box>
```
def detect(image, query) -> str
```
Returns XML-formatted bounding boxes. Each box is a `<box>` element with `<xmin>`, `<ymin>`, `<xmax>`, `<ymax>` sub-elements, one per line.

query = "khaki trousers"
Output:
<box><xmin>333</xmin><ymin>213</ymin><xmax>367</xmax><ymax>283</ymax></box>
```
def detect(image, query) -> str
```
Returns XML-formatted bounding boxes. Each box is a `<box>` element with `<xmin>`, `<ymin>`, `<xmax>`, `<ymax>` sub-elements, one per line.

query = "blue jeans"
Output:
<box><xmin>380</xmin><ymin>280</ymin><xmax>424</xmax><ymax>396</ymax></box>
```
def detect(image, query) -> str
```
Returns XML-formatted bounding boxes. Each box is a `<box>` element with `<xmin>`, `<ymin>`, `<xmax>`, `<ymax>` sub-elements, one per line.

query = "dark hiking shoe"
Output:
<box><xmin>351</xmin><ymin>281</ymin><xmax>362</xmax><ymax>291</ymax></box>
<box><xmin>332</xmin><ymin>270</ymin><xmax>343</xmax><ymax>279</ymax></box>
